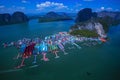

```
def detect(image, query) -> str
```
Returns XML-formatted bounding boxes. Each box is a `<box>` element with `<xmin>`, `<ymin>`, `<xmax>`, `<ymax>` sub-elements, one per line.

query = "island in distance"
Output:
<box><xmin>69</xmin><ymin>8</ymin><xmax>120</xmax><ymax>38</ymax></box>
<box><xmin>0</xmin><ymin>12</ymin><xmax>29</xmax><ymax>26</ymax></box>
<box><xmin>38</xmin><ymin>11</ymin><xmax>73</xmax><ymax>22</ymax></box>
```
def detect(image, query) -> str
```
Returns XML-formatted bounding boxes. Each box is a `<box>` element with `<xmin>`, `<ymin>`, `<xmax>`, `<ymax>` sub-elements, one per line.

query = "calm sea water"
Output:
<box><xmin>0</xmin><ymin>19</ymin><xmax>120</xmax><ymax>80</ymax></box>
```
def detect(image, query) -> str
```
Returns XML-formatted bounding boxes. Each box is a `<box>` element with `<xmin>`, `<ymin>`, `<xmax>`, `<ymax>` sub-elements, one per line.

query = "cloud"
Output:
<box><xmin>21</xmin><ymin>0</ymin><xmax>30</xmax><ymax>3</ymax></box>
<box><xmin>75</xmin><ymin>8</ymin><xmax>84</xmax><ymax>12</ymax></box>
<box><xmin>106</xmin><ymin>7</ymin><xmax>112</xmax><ymax>11</ymax></box>
<box><xmin>11</xmin><ymin>5</ymin><xmax>25</xmax><ymax>10</ymax></box>
<box><xmin>36</xmin><ymin>1</ymin><xmax>68</xmax><ymax>11</ymax></box>
<box><xmin>83</xmin><ymin>0</ymin><xmax>94</xmax><ymax>1</ymax></box>
<box><xmin>115</xmin><ymin>9</ymin><xmax>119</xmax><ymax>11</ymax></box>
<box><xmin>0</xmin><ymin>5</ymin><xmax>5</xmax><ymax>12</ymax></box>
<box><xmin>75</xmin><ymin>9</ymin><xmax>79</xmax><ymax>12</ymax></box>
<box><xmin>17</xmin><ymin>7</ymin><xmax>25</xmax><ymax>10</ymax></box>
<box><xmin>100</xmin><ymin>7</ymin><xmax>105</xmax><ymax>10</ymax></box>
<box><xmin>95</xmin><ymin>7</ymin><xmax>115</xmax><ymax>12</ymax></box>
<box><xmin>0</xmin><ymin>5</ymin><xmax>5</xmax><ymax>8</ymax></box>
<box><xmin>0</xmin><ymin>5</ymin><xmax>27</xmax><ymax>13</ymax></box>
<box><xmin>100</xmin><ymin>7</ymin><xmax>113</xmax><ymax>11</ymax></box>
<box><xmin>75</xmin><ymin>3</ymin><xmax>82</xmax><ymax>8</ymax></box>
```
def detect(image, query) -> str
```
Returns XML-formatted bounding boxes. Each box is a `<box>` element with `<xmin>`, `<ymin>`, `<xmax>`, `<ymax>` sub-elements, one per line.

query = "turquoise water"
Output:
<box><xmin>0</xmin><ymin>19</ymin><xmax>120</xmax><ymax>80</ymax></box>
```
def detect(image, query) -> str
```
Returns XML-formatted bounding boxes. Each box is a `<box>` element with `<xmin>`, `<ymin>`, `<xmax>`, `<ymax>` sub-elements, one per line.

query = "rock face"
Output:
<box><xmin>94</xmin><ymin>22</ymin><xmax>106</xmax><ymax>38</ymax></box>
<box><xmin>70</xmin><ymin>21</ymin><xmax>106</xmax><ymax>38</ymax></box>
<box><xmin>75</xmin><ymin>8</ymin><xmax>97</xmax><ymax>23</ymax></box>
<box><xmin>0</xmin><ymin>11</ymin><xmax>29</xmax><ymax>26</ymax></box>
<box><xmin>70</xmin><ymin>8</ymin><xmax>106</xmax><ymax>38</ymax></box>
<box><xmin>70</xmin><ymin>8</ymin><xmax>120</xmax><ymax>37</ymax></box>
<box><xmin>0</xmin><ymin>13</ymin><xmax>11</xmax><ymax>25</ymax></box>
<box><xmin>39</xmin><ymin>11</ymin><xmax>73</xmax><ymax>22</ymax></box>
<box><xmin>97</xmin><ymin>11</ymin><xmax>120</xmax><ymax>32</ymax></box>
<box><xmin>11</xmin><ymin>12</ymin><xmax>29</xmax><ymax>24</ymax></box>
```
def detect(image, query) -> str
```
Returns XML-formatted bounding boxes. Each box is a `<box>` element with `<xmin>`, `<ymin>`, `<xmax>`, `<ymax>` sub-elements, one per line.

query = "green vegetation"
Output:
<box><xmin>97</xmin><ymin>16</ymin><xmax>120</xmax><ymax>32</ymax></box>
<box><xmin>70</xmin><ymin>30</ymin><xmax>99</xmax><ymax>37</ymax></box>
<box><xmin>70</xmin><ymin>16</ymin><xmax>120</xmax><ymax>38</ymax></box>
<box><xmin>38</xmin><ymin>11</ymin><xmax>73</xmax><ymax>22</ymax></box>
<box><xmin>0</xmin><ymin>12</ymin><xmax>29</xmax><ymax>26</ymax></box>
<box><xmin>39</xmin><ymin>17</ymin><xmax>72</xmax><ymax>22</ymax></box>
<box><xmin>74</xmin><ymin>8</ymin><xmax>120</xmax><ymax>34</ymax></box>
<box><xmin>75</xmin><ymin>16</ymin><xmax>120</xmax><ymax>33</ymax></box>
<box><xmin>75</xmin><ymin>8</ymin><xmax>97</xmax><ymax>23</ymax></box>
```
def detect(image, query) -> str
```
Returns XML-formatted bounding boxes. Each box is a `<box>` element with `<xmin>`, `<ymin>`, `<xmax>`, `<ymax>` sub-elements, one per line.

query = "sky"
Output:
<box><xmin>0</xmin><ymin>0</ymin><xmax>120</xmax><ymax>14</ymax></box>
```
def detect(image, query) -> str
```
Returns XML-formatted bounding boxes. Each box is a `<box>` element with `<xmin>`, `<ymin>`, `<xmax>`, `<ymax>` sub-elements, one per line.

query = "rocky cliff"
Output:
<box><xmin>11</xmin><ymin>12</ymin><xmax>29</xmax><ymax>24</ymax></box>
<box><xmin>70</xmin><ymin>8</ymin><xmax>106</xmax><ymax>38</ymax></box>
<box><xmin>0</xmin><ymin>13</ymin><xmax>11</xmax><ymax>25</ymax></box>
<box><xmin>70</xmin><ymin>21</ymin><xmax>106</xmax><ymax>38</ymax></box>
<box><xmin>70</xmin><ymin>8</ymin><xmax>120</xmax><ymax>38</ymax></box>
<box><xmin>0</xmin><ymin>11</ymin><xmax>29</xmax><ymax>26</ymax></box>
<box><xmin>75</xmin><ymin>8</ymin><xmax>97</xmax><ymax>23</ymax></box>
